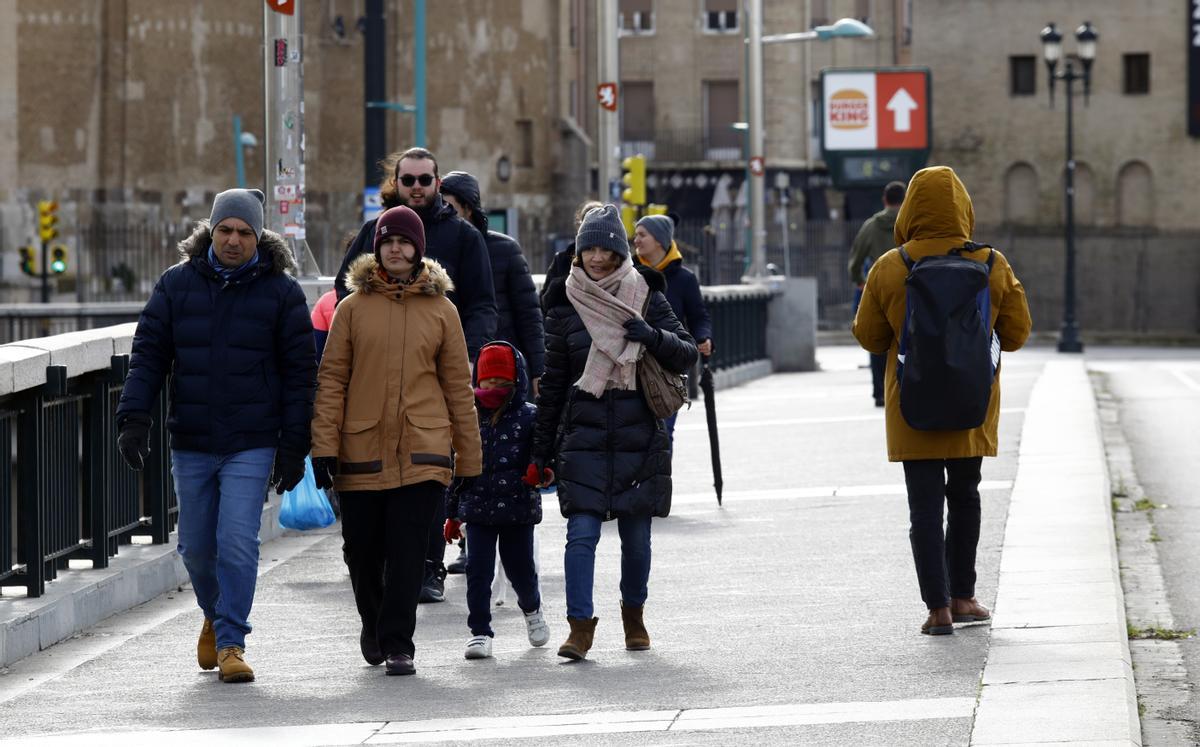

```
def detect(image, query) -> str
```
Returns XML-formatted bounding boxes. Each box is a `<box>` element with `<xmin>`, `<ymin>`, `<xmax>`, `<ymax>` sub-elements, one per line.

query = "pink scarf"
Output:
<box><xmin>564</xmin><ymin>260</ymin><xmax>650</xmax><ymax>397</ymax></box>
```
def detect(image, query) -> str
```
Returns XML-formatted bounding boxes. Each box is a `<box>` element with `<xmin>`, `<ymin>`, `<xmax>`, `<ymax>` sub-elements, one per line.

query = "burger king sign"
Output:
<box><xmin>821</xmin><ymin>68</ymin><xmax>930</xmax><ymax>151</ymax></box>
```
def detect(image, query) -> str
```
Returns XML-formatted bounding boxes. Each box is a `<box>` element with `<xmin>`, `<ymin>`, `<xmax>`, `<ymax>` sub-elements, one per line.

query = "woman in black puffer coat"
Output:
<box><xmin>531</xmin><ymin>204</ymin><xmax>697</xmax><ymax>662</ymax></box>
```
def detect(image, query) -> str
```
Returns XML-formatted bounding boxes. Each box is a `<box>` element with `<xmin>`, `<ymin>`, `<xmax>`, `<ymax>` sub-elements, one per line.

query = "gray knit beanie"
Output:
<box><xmin>575</xmin><ymin>204</ymin><xmax>629</xmax><ymax>258</ymax></box>
<box><xmin>636</xmin><ymin>214</ymin><xmax>674</xmax><ymax>253</ymax></box>
<box><xmin>209</xmin><ymin>188</ymin><xmax>265</xmax><ymax>239</ymax></box>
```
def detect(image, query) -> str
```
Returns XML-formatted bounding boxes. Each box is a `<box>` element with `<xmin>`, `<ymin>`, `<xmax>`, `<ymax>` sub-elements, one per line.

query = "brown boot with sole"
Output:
<box><xmin>197</xmin><ymin>619</ymin><xmax>217</xmax><ymax>671</ymax></box>
<box><xmin>557</xmin><ymin>617</ymin><xmax>599</xmax><ymax>661</ymax></box>
<box><xmin>620</xmin><ymin>602</ymin><xmax>650</xmax><ymax>651</ymax></box>
<box><xmin>217</xmin><ymin>646</ymin><xmax>255</xmax><ymax>682</ymax></box>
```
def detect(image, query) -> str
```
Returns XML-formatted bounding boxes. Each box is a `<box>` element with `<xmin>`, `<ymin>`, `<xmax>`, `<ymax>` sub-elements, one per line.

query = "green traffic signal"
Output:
<box><xmin>19</xmin><ymin>246</ymin><xmax>37</xmax><ymax>276</ymax></box>
<box><xmin>49</xmin><ymin>245</ymin><xmax>68</xmax><ymax>275</ymax></box>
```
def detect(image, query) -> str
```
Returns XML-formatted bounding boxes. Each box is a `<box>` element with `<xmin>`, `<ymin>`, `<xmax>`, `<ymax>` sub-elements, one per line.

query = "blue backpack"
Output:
<box><xmin>896</xmin><ymin>242</ymin><xmax>1000</xmax><ymax>431</ymax></box>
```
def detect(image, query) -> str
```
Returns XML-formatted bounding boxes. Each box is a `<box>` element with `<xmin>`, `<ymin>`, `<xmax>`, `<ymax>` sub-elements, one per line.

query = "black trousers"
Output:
<box><xmin>902</xmin><ymin>457</ymin><xmax>983</xmax><ymax>610</ymax></box>
<box><xmin>424</xmin><ymin>491</ymin><xmax>447</xmax><ymax>569</ymax></box>
<box><xmin>339</xmin><ymin>481</ymin><xmax>442</xmax><ymax>658</ymax></box>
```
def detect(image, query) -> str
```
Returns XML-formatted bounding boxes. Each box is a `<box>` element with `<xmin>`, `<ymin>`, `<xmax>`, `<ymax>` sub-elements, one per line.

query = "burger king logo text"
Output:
<box><xmin>829</xmin><ymin>89</ymin><xmax>870</xmax><ymax>130</ymax></box>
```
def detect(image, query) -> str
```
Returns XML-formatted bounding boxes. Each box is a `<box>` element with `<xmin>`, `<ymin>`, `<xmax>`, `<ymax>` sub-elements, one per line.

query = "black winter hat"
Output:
<box><xmin>440</xmin><ymin>171</ymin><xmax>482</xmax><ymax>212</ymax></box>
<box><xmin>575</xmin><ymin>204</ymin><xmax>629</xmax><ymax>258</ymax></box>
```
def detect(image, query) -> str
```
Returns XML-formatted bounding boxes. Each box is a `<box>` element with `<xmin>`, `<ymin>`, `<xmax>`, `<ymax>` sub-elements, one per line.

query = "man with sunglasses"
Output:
<box><xmin>333</xmin><ymin>147</ymin><xmax>497</xmax><ymax>605</ymax></box>
<box><xmin>334</xmin><ymin>147</ymin><xmax>497</xmax><ymax>364</ymax></box>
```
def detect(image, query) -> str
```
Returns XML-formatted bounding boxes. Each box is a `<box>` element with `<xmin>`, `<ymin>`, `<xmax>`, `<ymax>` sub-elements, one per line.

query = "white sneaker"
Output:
<box><xmin>464</xmin><ymin>635</ymin><xmax>493</xmax><ymax>659</ymax></box>
<box><xmin>523</xmin><ymin>607</ymin><xmax>550</xmax><ymax>647</ymax></box>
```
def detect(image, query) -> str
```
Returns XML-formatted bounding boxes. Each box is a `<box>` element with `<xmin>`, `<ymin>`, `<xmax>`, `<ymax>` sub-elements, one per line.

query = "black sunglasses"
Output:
<box><xmin>397</xmin><ymin>173</ymin><xmax>435</xmax><ymax>187</ymax></box>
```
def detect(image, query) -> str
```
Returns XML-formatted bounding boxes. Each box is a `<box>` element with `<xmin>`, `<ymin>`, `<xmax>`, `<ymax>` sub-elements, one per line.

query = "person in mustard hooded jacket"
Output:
<box><xmin>311</xmin><ymin>205</ymin><xmax>482</xmax><ymax>676</ymax></box>
<box><xmin>852</xmin><ymin>166</ymin><xmax>1031</xmax><ymax>637</ymax></box>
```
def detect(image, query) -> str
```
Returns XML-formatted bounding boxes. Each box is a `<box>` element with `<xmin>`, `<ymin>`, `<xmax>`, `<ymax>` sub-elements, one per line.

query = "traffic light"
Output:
<box><xmin>49</xmin><ymin>245</ymin><xmax>68</xmax><ymax>275</ymax></box>
<box><xmin>18</xmin><ymin>246</ymin><xmax>36</xmax><ymax>276</ymax></box>
<box><xmin>37</xmin><ymin>200</ymin><xmax>59</xmax><ymax>242</ymax></box>
<box><xmin>620</xmin><ymin>205</ymin><xmax>638</xmax><ymax>238</ymax></box>
<box><xmin>645</xmin><ymin>203</ymin><xmax>668</xmax><ymax>216</ymax></box>
<box><xmin>621</xmin><ymin>155</ymin><xmax>646</xmax><ymax>206</ymax></box>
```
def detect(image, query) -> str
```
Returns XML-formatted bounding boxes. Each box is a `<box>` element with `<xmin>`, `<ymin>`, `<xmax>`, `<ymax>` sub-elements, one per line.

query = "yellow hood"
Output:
<box><xmin>894</xmin><ymin>166</ymin><xmax>975</xmax><ymax>254</ymax></box>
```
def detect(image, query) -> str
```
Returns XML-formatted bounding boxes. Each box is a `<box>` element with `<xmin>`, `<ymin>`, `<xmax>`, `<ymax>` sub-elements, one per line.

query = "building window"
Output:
<box><xmin>1003</xmin><ymin>162</ymin><xmax>1039</xmax><ymax>225</ymax></box>
<box><xmin>619</xmin><ymin>0</ymin><xmax>654</xmax><ymax>35</ymax></box>
<box><xmin>1117</xmin><ymin>160</ymin><xmax>1153</xmax><ymax>226</ymax></box>
<box><xmin>621</xmin><ymin>82</ymin><xmax>655</xmax><ymax>141</ymax></box>
<box><xmin>516</xmin><ymin>119</ymin><xmax>533</xmax><ymax>168</ymax></box>
<box><xmin>704</xmin><ymin>80</ymin><xmax>741</xmax><ymax>160</ymax></box>
<box><xmin>703</xmin><ymin>0</ymin><xmax>737</xmax><ymax>32</ymax></box>
<box><xmin>811</xmin><ymin>0</ymin><xmax>829</xmax><ymax>27</ymax></box>
<box><xmin>1123</xmin><ymin>53</ymin><xmax>1150</xmax><ymax>94</ymax></box>
<box><xmin>1009</xmin><ymin>56</ymin><xmax>1036</xmax><ymax>96</ymax></box>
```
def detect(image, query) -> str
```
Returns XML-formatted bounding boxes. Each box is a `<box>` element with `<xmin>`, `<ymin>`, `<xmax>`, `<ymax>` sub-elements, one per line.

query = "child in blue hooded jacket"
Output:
<box><xmin>444</xmin><ymin>341</ymin><xmax>550</xmax><ymax>659</ymax></box>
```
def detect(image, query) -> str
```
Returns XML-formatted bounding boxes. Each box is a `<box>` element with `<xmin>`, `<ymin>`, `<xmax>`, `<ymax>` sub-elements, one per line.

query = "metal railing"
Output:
<box><xmin>0</xmin><ymin>304</ymin><xmax>144</xmax><ymax>344</ymax></box>
<box><xmin>702</xmin><ymin>284</ymin><xmax>772</xmax><ymax>370</ymax></box>
<box><xmin>0</xmin><ymin>350</ymin><xmax>177</xmax><ymax>598</ymax></box>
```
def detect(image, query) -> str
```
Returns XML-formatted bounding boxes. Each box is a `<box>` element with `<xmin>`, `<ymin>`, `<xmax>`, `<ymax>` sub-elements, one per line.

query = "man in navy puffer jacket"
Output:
<box><xmin>116</xmin><ymin>188</ymin><xmax>316</xmax><ymax>684</ymax></box>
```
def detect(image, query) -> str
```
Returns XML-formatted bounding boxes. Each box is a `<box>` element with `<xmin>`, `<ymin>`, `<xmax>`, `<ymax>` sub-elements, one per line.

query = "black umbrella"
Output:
<box><xmin>699</xmin><ymin>356</ymin><xmax>723</xmax><ymax>505</ymax></box>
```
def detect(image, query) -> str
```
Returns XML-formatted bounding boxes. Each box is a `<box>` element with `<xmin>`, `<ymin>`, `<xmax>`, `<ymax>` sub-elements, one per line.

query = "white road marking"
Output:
<box><xmin>1163</xmin><ymin>364</ymin><xmax>1200</xmax><ymax>393</ymax></box>
<box><xmin>0</xmin><ymin>697</ymin><xmax>976</xmax><ymax>745</ymax></box>
<box><xmin>670</xmin><ymin>481</ymin><xmax>1013</xmax><ymax>506</ymax></box>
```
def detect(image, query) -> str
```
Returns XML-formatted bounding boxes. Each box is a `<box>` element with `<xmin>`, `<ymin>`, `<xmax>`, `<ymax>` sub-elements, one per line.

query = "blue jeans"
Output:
<box><xmin>465</xmin><ymin>523</ymin><xmax>541</xmax><ymax>637</ymax></box>
<box><xmin>171</xmin><ymin>447</ymin><xmax>274</xmax><ymax>650</ymax></box>
<box><xmin>665</xmin><ymin>413</ymin><xmax>678</xmax><ymax>443</ymax></box>
<box><xmin>564</xmin><ymin>513</ymin><xmax>652</xmax><ymax>619</ymax></box>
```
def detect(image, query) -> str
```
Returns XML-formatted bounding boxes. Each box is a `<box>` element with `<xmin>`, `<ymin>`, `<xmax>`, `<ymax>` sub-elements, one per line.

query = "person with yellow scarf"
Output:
<box><xmin>633</xmin><ymin>215</ymin><xmax>713</xmax><ymax>442</ymax></box>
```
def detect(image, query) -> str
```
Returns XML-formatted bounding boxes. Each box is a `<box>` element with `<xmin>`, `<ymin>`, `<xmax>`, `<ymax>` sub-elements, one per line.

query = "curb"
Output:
<box><xmin>970</xmin><ymin>359</ymin><xmax>1140</xmax><ymax>746</ymax></box>
<box><xmin>0</xmin><ymin>497</ymin><xmax>286</xmax><ymax>669</ymax></box>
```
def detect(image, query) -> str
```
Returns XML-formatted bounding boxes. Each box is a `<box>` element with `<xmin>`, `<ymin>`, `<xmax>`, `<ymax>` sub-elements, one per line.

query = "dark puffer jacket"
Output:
<box><xmin>117</xmin><ymin>222</ymin><xmax>316</xmax><ymax>456</ymax></box>
<box><xmin>334</xmin><ymin>194</ymin><xmax>497</xmax><ymax>360</ymax></box>
<box><xmin>485</xmin><ymin>230</ymin><xmax>545</xmax><ymax>379</ymax></box>
<box><xmin>661</xmin><ymin>257</ymin><xmax>712</xmax><ymax>344</ymax></box>
<box><xmin>447</xmin><ymin>342</ymin><xmax>542</xmax><ymax>526</ymax></box>
<box><xmin>533</xmin><ymin>264</ymin><xmax>698</xmax><ymax>520</ymax></box>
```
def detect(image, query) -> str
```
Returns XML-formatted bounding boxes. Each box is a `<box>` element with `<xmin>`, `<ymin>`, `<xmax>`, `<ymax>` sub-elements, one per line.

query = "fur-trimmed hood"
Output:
<box><xmin>343</xmin><ymin>253</ymin><xmax>454</xmax><ymax>298</ymax></box>
<box><xmin>541</xmin><ymin>261</ymin><xmax>665</xmax><ymax>309</ymax></box>
<box><xmin>178</xmin><ymin>220</ymin><xmax>298</xmax><ymax>276</ymax></box>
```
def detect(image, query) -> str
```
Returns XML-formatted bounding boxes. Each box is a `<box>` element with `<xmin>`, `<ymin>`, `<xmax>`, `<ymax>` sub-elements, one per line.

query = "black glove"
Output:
<box><xmin>271</xmin><ymin>449</ymin><xmax>307</xmax><ymax>495</ymax></box>
<box><xmin>312</xmin><ymin>456</ymin><xmax>338</xmax><ymax>491</ymax></box>
<box><xmin>117</xmin><ymin>413</ymin><xmax>152</xmax><ymax>472</ymax></box>
<box><xmin>450</xmin><ymin>475</ymin><xmax>477</xmax><ymax>497</ymax></box>
<box><xmin>623</xmin><ymin>316</ymin><xmax>661</xmax><ymax>348</ymax></box>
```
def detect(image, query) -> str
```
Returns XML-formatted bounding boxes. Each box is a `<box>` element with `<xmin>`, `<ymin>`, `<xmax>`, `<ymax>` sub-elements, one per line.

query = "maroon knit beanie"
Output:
<box><xmin>373</xmin><ymin>206</ymin><xmax>425</xmax><ymax>263</ymax></box>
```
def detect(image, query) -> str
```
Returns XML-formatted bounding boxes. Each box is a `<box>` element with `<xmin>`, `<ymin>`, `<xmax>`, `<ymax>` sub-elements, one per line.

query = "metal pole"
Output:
<box><xmin>233</xmin><ymin>114</ymin><xmax>246</xmax><ymax>188</ymax></box>
<box><xmin>597</xmin><ymin>0</ymin><xmax>620</xmax><ymax>201</ymax></box>
<box><xmin>1058</xmin><ymin>63</ymin><xmax>1083</xmax><ymax>353</ymax></box>
<box><xmin>779</xmin><ymin>189</ymin><xmax>790</xmax><ymax>276</ymax></box>
<box><xmin>363</xmin><ymin>0</ymin><xmax>386</xmax><ymax>187</ymax></box>
<box><xmin>747</xmin><ymin>0</ymin><xmax>766</xmax><ymax>277</ymax></box>
<box><xmin>40</xmin><ymin>239</ymin><xmax>48</xmax><ymax>303</ymax></box>
<box><xmin>414</xmin><ymin>0</ymin><xmax>426</xmax><ymax>147</ymax></box>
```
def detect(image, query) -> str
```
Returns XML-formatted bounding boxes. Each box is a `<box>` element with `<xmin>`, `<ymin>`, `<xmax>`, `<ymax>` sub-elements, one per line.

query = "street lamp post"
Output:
<box><xmin>743</xmin><ymin>11</ymin><xmax>874</xmax><ymax>278</ymax></box>
<box><xmin>1041</xmin><ymin>21</ymin><xmax>1097</xmax><ymax>354</ymax></box>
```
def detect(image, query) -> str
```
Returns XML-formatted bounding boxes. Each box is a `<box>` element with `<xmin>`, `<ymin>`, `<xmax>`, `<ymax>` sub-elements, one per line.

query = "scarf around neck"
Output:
<box><xmin>207</xmin><ymin>245</ymin><xmax>259</xmax><ymax>282</ymax></box>
<box><xmin>565</xmin><ymin>259</ymin><xmax>650</xmax><ymax>397</ymax></box>
<box><xmin>637</xmin><ymin>240</ymin><xmax>683</xmax><ymax>272</ymax></box>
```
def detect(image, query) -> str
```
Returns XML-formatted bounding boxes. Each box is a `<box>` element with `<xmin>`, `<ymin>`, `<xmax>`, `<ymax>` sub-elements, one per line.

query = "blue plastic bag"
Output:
<box><xmin>278</xmin><ymin>455</ymin><xmax>336</xmax><ymax>530</ymax></box>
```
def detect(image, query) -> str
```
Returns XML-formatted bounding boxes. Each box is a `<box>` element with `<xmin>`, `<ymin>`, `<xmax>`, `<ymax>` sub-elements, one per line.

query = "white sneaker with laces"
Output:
<box><xmin>464</xmin><ymin>635</ymin><xmax>493</xmax><ymax>659</ymax></box>
<box><xmin>523</xmin><ymin>607</ymin><xmax>550</xmax><ymax>647</ymax></box>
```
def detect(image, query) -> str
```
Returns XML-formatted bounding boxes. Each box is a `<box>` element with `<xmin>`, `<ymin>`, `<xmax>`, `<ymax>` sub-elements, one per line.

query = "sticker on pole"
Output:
<box><xmin>749</xmin><ymin>156</ymin><xmax>765</xmax><ymax>177</ymax></box>
<box><xmin>597</xmin><ymin>83</ymin><xmax>618</xmax><ymax>112</ymax></box>
<box><xmin>822</xmin><ymin>69</ymin><xmax>929</xmax><ymax>151</ymax></box>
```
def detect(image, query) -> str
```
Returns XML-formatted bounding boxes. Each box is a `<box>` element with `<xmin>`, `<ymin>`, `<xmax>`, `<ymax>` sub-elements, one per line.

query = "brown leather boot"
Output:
<box><xmin>217</xmin><ymin>646</ymin><xmax>255</xmax><ymax>683</ymax></box>
<box><xmin>620</xmin><ymin>602</ymin><xmax>650</xmax><ymax>651</ymax></box>
<box><xmin>197</xmin><ymin>619</ymin><xmax>217</xmax><ymax>671</ymax></box>
<box><xmin>921</xmin><ymin>607</ymin><xmax>954</xmax><ymax>636</ymax></box>
<box><xmin>951</xmin><ymin>597</ymin><xmax>991</xmax><ymax>623</ymax></box>
<box><xmin>557</xmin><ymin>617</ymin><xmax>599</xmax><ymax>661</ymax></box>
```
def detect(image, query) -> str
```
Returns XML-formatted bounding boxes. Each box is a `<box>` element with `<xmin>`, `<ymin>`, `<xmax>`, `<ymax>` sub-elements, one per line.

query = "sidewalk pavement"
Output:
<box><xmin>0</xmin><ymin>347</ymin><xmax>1138</xmax><ymax>746</ymax></box>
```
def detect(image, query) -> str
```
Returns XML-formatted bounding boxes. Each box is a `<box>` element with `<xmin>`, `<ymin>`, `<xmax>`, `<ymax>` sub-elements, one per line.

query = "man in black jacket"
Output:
<box><xmin>334</xmin><ymin>147</ymin><xmax>498</xmax><ymax>362</ymax></box>
<box><xmin>440</xmin><ymin>170</ymin><xmax>545</xmax><ymax>390</ymax></box>
<box><xmin>335</xmin><ymin>148</ymin><xmax>498</xmax><ymax>603</ymax></box>
<box><xmin>116</xmin><ymin>188</ymin><xmax>316</xmax><ymax>684</ymax></box>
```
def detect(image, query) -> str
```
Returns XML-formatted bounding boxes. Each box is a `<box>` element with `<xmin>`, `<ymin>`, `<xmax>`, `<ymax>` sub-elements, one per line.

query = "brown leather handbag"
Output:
<box><xmin>637</xmin><ymin>298</ymin><xmax>689</xmax><ymax>419</ymax></box>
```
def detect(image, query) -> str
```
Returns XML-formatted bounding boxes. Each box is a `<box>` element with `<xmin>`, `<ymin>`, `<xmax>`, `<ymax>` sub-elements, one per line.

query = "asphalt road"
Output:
<box><xmin>0</xmin><ymin>346</ymin><xmax>1044</xmax><ymax>746</ymax></box>
<box><xmin>1093</xmin><ymin>349</ymin><xmax>1200</xmax><ymax>738</ymax></box>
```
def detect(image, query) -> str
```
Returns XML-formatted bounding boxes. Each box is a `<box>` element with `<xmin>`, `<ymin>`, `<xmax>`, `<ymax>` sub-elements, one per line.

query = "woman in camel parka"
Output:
<box><xmin>311</xmin><ymin>205</ymin><xmax>481</xmax><ymax>677</ymax></box>
<box><xmin>853</xmin><ymin>166</ymin><xmax>1031</xmax><ymax>637</ymax></box>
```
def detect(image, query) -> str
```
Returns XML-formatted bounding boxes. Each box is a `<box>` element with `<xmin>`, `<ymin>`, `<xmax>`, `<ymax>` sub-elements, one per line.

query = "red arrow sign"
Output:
<box><xmin>266</xmin><ymin>0</ymin><xmax>295</xmax><ymax>15</ymax></box>
<box><xmin>875</xmin><ymin>72</ymin><xmax>927</xmax><ymax>150</ymax></box>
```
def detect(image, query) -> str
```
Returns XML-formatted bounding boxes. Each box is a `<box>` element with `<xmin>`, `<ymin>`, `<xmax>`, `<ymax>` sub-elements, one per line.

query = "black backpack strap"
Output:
<box><xmin>985</xmin><ymin>248</ymin><xmax>995</xmax><ymax>270</ymax></box>
<box><xmin>898</xmin><ymin>245</ymin><xmax>915</xmax><ymax>269</ymax></box>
